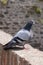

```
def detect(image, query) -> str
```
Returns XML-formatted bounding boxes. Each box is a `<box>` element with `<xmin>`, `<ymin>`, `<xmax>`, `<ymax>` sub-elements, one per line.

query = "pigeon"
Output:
<box><xmin>3</xmin><ymin>20</ymin><xmax>35</xmax><ymax>50</ymax></box>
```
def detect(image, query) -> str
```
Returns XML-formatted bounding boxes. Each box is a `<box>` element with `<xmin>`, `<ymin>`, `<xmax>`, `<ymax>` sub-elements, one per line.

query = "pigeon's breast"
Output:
<box><xmin>14</xmin><ymin>29</ymin><xmax>31</xmax><ymax>41</ymax></box>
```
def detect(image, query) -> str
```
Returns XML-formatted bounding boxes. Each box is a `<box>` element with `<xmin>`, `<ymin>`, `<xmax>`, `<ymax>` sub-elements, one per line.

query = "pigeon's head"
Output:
<box><xmin>23</xmin><ymin>20</ymin><xmax>35</xmax><ymax>31</ymax></box>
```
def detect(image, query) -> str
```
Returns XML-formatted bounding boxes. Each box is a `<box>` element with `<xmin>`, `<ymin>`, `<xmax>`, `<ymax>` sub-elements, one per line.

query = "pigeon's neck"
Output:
<box><xmin>23</xmin><ymin>23</ymin><xmax>32</xmax><ymax>31</ymax></box>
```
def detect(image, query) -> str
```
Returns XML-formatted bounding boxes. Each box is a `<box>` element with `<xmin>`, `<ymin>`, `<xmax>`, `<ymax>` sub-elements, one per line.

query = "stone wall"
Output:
<box><xmin>0</xmin><ymin>47</ymin><xmax>31</xmax><ymax>65</ymax></box>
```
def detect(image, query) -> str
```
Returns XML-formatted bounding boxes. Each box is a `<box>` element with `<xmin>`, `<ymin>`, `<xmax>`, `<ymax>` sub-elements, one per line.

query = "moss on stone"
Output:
<box><xmin>31</xmin><ymin>5</ymin><xmax>42</xmax><ymax>14</ymax></box>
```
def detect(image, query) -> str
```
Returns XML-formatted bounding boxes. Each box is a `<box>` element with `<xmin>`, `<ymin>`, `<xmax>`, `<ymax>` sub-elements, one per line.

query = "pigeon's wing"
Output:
<box><xmin>14</xmin><ymin>29</ymin><xmax>31</xmax><ymax>41</ymax></box>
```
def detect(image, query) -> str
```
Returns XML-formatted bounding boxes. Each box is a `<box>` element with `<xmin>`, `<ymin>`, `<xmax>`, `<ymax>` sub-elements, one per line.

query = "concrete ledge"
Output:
<box><xmin>0</xmin><ymin>30</ymin><xmax>43</xmax><ymax>65</ymax></box>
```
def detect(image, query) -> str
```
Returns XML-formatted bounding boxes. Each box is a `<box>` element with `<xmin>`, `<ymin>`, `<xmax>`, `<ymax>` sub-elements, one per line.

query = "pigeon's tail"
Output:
<box><xmin>3</xmin><ymin>37</ymin><xmax>24</xmax><ymax>50</ymax></box>
<box><xmin>3</xmin><ymin>40</ymin><xmax>16</xmax><ymax>49</ymax></box>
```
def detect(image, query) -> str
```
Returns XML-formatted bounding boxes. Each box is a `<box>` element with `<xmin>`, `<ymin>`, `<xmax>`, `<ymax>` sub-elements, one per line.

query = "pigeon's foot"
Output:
<box><xmin>15</xmin><ymin>45</ymin><xmax>24</xmax><ymax>48</ymax></box>
<box><xmin>3</xmin><ymin>45</ymin><xmax>24</xmax><ymax>50</ymax></box>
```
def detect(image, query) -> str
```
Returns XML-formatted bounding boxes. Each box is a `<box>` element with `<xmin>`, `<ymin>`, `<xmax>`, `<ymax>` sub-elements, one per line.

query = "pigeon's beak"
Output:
<box><xmin>32</xmin><ymin>20</ymin><xmax>35</xmax><ymax>25</ymax></box>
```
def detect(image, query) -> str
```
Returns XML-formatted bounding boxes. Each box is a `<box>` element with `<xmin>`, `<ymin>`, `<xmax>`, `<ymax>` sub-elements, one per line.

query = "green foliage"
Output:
<box><xmin>35</xmin><ymin>7</ymin><xmax>42</xmax><ymax>14</ymax></box>
<box><xmin>1</xmin><ymin>0</ymin><xmax>8</xmax><ymax>5</ymax></box>
<box><xmin>31</xmin><ymin>5</ymin><xmax>42</xmax><ymax>14</ymax></box>
<box><xmin>25</xmin><ymin>5</ymin><xmax>42</xmax><ymax>18</ymax></box>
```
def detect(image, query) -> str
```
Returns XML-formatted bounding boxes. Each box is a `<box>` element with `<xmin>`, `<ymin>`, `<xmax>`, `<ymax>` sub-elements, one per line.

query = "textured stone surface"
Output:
<box><xmin>0</xmin><ymin>0</ymin><xmax>43</xmax><ymax>50</ymax></box>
